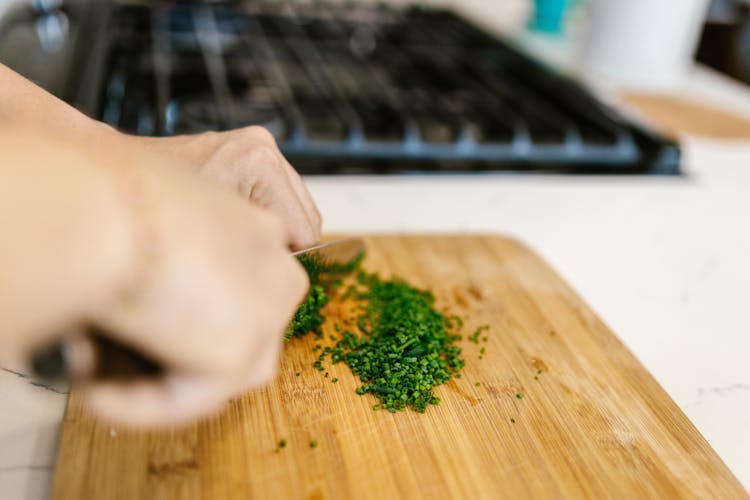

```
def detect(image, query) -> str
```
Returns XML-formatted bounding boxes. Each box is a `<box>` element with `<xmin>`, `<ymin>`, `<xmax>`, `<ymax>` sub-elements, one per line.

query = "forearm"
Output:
<box><xmin>0</xmin><ymin>63</ymin><xmax>219</xmax><ymax>170</ymax></box>
<box><xmin>0</xmin><ymin>127</ymin><xmax>134</xmax><ymax>358</ymax></box>
<box><xmin>0</xmin><ymin>63</ymin><xmax>111</xmax><ymax>145</ymax></box>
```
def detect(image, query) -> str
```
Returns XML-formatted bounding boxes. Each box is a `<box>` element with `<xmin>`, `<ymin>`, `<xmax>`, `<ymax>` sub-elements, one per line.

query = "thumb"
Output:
<box><xmin>82</xmin><ymin>373</ymin><xmax>229</xmax><ymax>427</ymax></box>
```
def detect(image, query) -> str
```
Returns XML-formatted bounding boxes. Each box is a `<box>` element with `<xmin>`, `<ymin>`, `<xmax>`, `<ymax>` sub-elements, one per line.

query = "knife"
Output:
<box><xmin>30</xmin><ymin>237</ymin><xmax>365</xmax><ymax>382</ymax></box>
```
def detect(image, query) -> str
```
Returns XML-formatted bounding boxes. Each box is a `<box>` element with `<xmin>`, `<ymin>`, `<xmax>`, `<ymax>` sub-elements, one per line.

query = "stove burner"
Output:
<box><xmin>95</xmin><ymin>1</ymin><xmax>680</xmax><ymax>175</ymax></box>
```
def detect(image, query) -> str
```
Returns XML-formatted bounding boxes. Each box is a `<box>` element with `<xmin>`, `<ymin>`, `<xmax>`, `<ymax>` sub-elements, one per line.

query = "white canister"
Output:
<box><xmin>582</xmin><ymin>0</ymin><xmax>711</xmax><ymax>90</ymax></box>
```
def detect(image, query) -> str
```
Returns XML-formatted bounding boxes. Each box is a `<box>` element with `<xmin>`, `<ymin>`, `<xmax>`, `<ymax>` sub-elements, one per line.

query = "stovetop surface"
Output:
<box><xmin>94</xmin><ymin>1</ymin><xmax>679</xmax><ymax>174</ymax></box>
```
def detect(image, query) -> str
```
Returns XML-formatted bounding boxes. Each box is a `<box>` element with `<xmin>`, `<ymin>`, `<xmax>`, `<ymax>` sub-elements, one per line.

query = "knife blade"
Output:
<box><xmin>31</xmin><ymin>237</ymin><xmax>365</xmax><ymax>382</ymax></box>
<box><xmin>292</xmin><ymin>237</ymin><xmax>365</xmax><ymax>285</ymax></box>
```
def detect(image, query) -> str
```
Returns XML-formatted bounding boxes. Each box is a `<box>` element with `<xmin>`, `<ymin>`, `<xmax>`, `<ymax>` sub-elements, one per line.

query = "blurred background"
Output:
<box><xmin>3</xmin><ymin>3</ymin><xmax>750</xmax><ymax>497</ymax></box>
<box><xmin>3</xmin><ymin>0</ymin><xmax>750</xmax><ymax>176</ymax></box>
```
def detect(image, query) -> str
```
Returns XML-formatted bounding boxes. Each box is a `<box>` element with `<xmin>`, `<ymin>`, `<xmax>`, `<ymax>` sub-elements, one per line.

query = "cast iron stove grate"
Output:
<box><xmin>94</xmin><ymin>1</ymin><xmax>680</xmax><ymax>175</ymax></box>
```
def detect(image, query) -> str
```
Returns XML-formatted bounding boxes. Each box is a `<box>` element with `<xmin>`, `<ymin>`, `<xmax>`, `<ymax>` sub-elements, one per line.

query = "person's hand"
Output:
<box><xmin>3</xmin><ymin>62</ymin><xmax>321</xmax><ymax>249</ymax></box>
<box><xmin>1</xmin><ymin>63</ymin><xmax>319</xmax><ymax>426</ymax></box>
<box><xmin>84</xmin><ymin>127</ymin><xmax>320</xmax><ymax>425</ymax></box>
<box><xmin>83</xmin><ymin>153</ymin><xmax>310</xmax><ymax>426</ymax></box>
<box><xmin>0</xmin><ymin>130</ymin><xmax>309</xmax><ymax>426</ymax></box>
<box><xmin>125</xmin><ymin>126</ymin><xmax>322</xmax><ymax>250</ymax></box>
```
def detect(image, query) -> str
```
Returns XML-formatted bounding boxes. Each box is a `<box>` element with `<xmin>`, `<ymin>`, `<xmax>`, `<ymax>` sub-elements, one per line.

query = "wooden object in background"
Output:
<box><xmin>622</xmin><ymin>92</ymin><xmax>750</xmax><ymax>139</ymax></box>
<box><xmin>52</xmin><ymin>235</ymin><xmax>748</xmax><ymax>499</ymax></box>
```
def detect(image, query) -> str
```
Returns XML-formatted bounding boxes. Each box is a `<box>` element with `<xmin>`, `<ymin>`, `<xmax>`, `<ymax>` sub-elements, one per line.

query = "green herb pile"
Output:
<box><xmin>285</xmin><ymin>254</ymin><xmax>329</xmax><ymax>339</ymax></box>
<box><xmin>287</xmin><ymin>252</ymin><xmax>466</xmax><ymax>413</ymax></box>
<box><xmin>324</xmin><ymin>271</ymin><xmax>464</xmax><ymax>412</ymax></box>
<box><xmin>285</xmin><ymin>251</ymin><xmax>364</xmax><ymax>340</ymax></box>
<box><xmin>285</xmin><ymin>284</ymin><xmax>328</xmax><ymax>339</ymax></box>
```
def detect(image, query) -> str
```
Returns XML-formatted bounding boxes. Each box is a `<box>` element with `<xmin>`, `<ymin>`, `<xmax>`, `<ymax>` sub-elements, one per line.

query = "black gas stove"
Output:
<box><xmin>0</xmin><ymin>1</ymin><xmax>681</xmax><ymax>175</ymax></box>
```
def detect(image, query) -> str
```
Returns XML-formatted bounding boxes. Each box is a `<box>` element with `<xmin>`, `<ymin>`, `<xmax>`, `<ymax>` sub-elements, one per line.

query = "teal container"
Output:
<box><xmin>530</xmin><ymin>0</ymin><xmax>567</xmax><ymax>34</ymax></box>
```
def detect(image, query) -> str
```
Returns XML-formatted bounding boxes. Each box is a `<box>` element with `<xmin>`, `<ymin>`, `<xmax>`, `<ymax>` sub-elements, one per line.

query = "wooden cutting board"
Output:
<box><xmin>621</xmin><ymin>92</ymin><xmax>750</xmax><ymax>139</ymax></box>
<box><xmin>52</xmin><ymin>235</ymin><xmax>747</xmax><ymax>499</ymax></box>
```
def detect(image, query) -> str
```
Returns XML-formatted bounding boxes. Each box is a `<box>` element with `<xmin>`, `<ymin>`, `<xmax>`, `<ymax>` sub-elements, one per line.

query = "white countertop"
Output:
<box><xmin>2</xmin><ymin>60</ymin><xmax>749</xmax><ymax>500</ymax></box>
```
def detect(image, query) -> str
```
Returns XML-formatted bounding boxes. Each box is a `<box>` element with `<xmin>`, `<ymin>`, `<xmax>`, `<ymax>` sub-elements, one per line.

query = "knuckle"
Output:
<box><xmin>245</xmin><ymin>145</ymin><xmax>283</xmax><ymax>172</ymax></box>
<box><xmin>243</xmin><ymin>125</ymin><xmax>277</xmax><ymax>145</ymax></box>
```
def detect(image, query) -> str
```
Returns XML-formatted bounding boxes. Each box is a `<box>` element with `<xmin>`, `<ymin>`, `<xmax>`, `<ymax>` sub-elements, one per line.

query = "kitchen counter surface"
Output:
<box><xmin>2</xmin><ymin>65</ymin><xmax>749</xmax><ymax>498</ymax></box>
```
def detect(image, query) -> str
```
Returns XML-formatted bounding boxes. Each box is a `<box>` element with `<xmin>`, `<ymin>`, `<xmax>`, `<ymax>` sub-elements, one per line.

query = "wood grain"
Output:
<box><xmin>622</xmin><ymin>92</ymin><xmax>750</xmax><ymax>139</ymax></box>
<box><xmin>52</xmin><ymin>235</ymin><xmax>747</xmax><ymax>499</ymax></box>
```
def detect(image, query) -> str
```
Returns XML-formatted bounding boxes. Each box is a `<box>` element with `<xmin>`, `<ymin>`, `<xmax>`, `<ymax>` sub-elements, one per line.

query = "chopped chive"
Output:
<box><xmin>516</xmin><ymin>393</ymin><xmax>524</xmax><ymax>399</ymax></box>
<box><xmin>284</xmin><ymin>283</ymin><xmax>329</xmax><ymax>340</ymax></box>
<box><xmin>467</xmin><ymin>324</ymin><xmax>490</xmax><ymax>343</ymax></box>
<box><xmin>309</xmin><ymin>440</ymin><xmax>318</xmax><ymax>448</ymax></box>
<box><xmin>286</xmin><ymin>253</ymin><xmax>466</xmax><ymax>413</ymax></box>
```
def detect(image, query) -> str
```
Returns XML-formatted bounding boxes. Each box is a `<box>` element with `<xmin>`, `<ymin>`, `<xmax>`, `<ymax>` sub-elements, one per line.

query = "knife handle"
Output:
<box><xmin>31</xmin><ymin>327</ymin><xmax>163</xmax><ymax>382</ymax></box>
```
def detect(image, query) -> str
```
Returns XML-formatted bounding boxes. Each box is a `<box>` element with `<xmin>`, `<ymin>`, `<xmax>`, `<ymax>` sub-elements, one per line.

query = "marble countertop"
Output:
<box><xmin>2</xmin><ymin>59</ymin><xmax>750</xmax><ymax>500</ymax></box>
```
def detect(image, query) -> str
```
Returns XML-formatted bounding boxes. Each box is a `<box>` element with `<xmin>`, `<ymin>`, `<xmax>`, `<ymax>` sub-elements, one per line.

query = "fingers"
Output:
<box><xmin>241</xmin><ymin>323</ymin><xmax>284</xmax><ymax>391</ymax></box>
<box><xmin>72</xmin><ymin>129</ymin><xmax>316</xmax><ymax>427</ymax></box>
<box><xmin>82</xmin><ymin>165</ymin><xmax>310</xmax><ymax>426</ymax></box>
<box><xmin>83</xmin><ymin>373</ymin><xmax>230</xmax><ymax>427</ymax></box>
<box><xmin>248</xmin><ymin>156</ymin><xmax>319</xmax><ymax>249</ymax></box>
<box><xmin>83</xmin><ymin>330</ymin><xmax>285</xmax><ymax>427</ymax></box>
<box><xmin>281</xmin><ymin>157</ymin><xmax>323</xmax><ymax>241</ymax></box>
<box><xmin>197</xmin><ymin>126</ymin><xmax>322</xmax><ymax>250</ymax></box>
<box><xmin>239</xmin><ymin>127</ymin><xmax>321</xmax><ymax>248</ymax></box>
